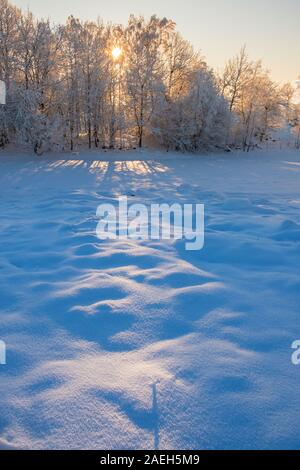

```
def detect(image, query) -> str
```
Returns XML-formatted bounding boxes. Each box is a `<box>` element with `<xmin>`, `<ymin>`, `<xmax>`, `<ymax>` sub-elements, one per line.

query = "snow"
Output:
<box><xmin>0</xmin><ymin>148</ymin><xmax>300</xmax><ymax>450</ymax></box>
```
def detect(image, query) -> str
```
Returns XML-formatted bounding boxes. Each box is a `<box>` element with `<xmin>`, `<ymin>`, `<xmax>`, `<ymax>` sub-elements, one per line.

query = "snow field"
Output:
<box><xmin>0</xmin><ymin>149</ymin><xmax>300</xmax><ymax>449</ymax></box>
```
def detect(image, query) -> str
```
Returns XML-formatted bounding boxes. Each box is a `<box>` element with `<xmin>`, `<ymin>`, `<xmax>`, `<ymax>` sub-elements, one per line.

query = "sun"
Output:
<box><xmin>112</xmin><ymin>47</ymin><xmax>122</xmax><ymax>60</ymax></box>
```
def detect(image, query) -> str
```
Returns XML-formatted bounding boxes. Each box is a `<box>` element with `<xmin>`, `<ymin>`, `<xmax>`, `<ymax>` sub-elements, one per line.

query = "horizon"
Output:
<box><xmin>11</xmin><ymin>0</ymin><xmax>300</xmax><ymax>85</ymax></box>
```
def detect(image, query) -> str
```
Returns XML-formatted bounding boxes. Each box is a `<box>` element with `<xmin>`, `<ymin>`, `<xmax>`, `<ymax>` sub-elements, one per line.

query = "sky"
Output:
<box><xmin>12</xmin><ymin>0</ymin><xmax>300</xmax><ymax>84</ymax></box>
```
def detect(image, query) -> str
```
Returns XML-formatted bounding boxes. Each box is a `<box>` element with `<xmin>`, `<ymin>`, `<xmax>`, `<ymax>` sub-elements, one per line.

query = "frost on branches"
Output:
<box><xmin>0</xmin><ymin>0</ymin><xmax>298</xmax><ymax>154</ymax></box>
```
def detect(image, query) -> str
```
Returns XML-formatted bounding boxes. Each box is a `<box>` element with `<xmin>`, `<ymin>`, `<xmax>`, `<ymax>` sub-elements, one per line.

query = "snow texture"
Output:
<box><xmin>0</xmin><ymin>149</ymin><xmax>300</xmax><ymax>450</ymax></box>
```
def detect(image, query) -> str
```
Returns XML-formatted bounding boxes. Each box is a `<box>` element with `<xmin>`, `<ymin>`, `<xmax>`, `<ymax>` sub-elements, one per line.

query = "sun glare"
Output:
<box><xmin>112</xmin><ymin>47</ymin><xmax>122</xmax><ymax>59</ymax></box>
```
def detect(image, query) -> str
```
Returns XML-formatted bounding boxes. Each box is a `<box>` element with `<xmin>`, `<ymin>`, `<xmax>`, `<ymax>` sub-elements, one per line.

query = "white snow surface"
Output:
<box><xmin>0</xmin><ymin>149</ymin><xmax>300</xmax><ymax>450</ymax></box>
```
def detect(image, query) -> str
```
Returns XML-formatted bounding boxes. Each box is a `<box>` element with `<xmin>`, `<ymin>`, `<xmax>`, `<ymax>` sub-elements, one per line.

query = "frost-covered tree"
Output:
<box><xmin>153</xmin><ymin>66</ymin><xmax>229</xmax><ymax>151</ymax></box>
<box><xmin>221</xmin><ymin>48</ymin><xmax>284</xmax><ymax>150</ymax></box>
<box><xmin>220</xmin><ymin>46</ymin><xmax>252</xmax><ymax>113</ymax></box>
<box><xmin>124</xmin><ymin>15</ymin><xmax>174</xmax><ymax>148</ymax></box>
<box><xmin>0</xmin><ymin>0</ymin><xmax>20</xmax><ymax>145</ymax></box>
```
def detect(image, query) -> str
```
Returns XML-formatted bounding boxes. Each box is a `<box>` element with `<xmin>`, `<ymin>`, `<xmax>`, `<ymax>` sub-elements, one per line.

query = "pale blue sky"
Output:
<box><xmin>12</xmin><ymin>0</ymin><xmax>300</xmax><ymax>83</ymax></box>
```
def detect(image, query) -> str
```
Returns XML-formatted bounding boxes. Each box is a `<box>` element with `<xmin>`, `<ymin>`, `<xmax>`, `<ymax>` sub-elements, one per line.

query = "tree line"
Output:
<box><xmin>0</xmin><ymin>0</ymin><xmax>299</xmax><ymax>154</ymax></box>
